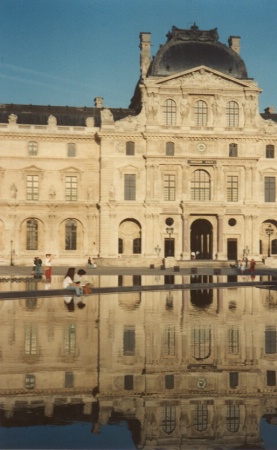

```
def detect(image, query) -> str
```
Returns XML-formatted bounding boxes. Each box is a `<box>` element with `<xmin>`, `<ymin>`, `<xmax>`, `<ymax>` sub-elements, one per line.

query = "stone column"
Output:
<box><xmin>217</xmin><ymin>215</ymin><xmax>224</xmax><ymax>257</ymax></box>
<box><xmin>181</xmin><ymin>213</ymin><xmax>190</xmax><ymax>259</ymax></box>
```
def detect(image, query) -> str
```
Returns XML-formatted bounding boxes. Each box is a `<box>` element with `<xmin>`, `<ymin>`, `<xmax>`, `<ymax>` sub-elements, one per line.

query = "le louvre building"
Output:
<box><xmin>0</xmin><ymin>24</ymin><xmax>277</xmax><ymax>266</ymax></box>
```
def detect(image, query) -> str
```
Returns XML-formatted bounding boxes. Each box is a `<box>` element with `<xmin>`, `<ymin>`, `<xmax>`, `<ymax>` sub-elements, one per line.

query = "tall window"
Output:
<box><xmin>124</xmin><ymin>174</ymin><xmax>136</xmax><ymax>200</ymax></box>
<box><xmin>266</xmin><ymin>145</ymin><xmax>275</xmax><ymax>158</ymax></box>
<box><xmin>126</xmin><ymin>141</ymin><xmax>135</xmax><ymax>155</ymax></box>
<box><xmin>229</xmin><ymin>372</ymin><xmax>239</xmax><ymax>389</ymax></box>
<box><xmin>133</xmin><ymin>238</ymin><xmax>141</xmax><ymax>254</ymax></box>
<box><xmin>191</xmin><ymin>327</ymin><xmax>211</xmax><ymax>360</ymax></box>
<box><xmin>227</xmin><ymin>176</ymin><xmax>238</xmax><ymax>202</ymax></box>
<box><xmin>265</xmin><ymin>177</ymin><xmax>276</xmax><ymax>202</ymax></box>
<box><xmin>194</xmin><ymin>100</ymin><xmax>207</xmax><ymax>126</ymax></box>
<box><xmin>164</xmin><ymin>174</ymin><xmax>175</xmax><ymax>201</ymax></box>
<box><xmin>163</xmin><ymin>325</ymin><xmax>175</xmax><ymax>356</ymax></box>
<box><xmin>227</xmin><ymin>327</ymin><xmax>239</xmax><ymax>354</ymax></box>
<box><xmin>28</xmin><ymin>141</ymin><xmax>38</xmax><ymax>156</ymax></box>
<box><xmin>65</xmin><ymin>219</ymin><xmax>77</xmax><ymax>250</ymax></box>
<box><xmin>123</xmin><ymin>326</ymin><xmax>135</xmax><ymax>355</ymax></box>
<box><xmin>25</xmin><ymin>325</ymin><xmax>37</xmax><ymax>355</ymax></box>
<box><xmin>65</xmin><ymin>176</ymin><xmax>77</xmax><ymax>201</ymax></box>
<box><xmin>118</xmin><ymin>238</ymin><xmax>123</xmax><ymax>254</ymax></box>
<box><xmin>162</xmin><ymin>405</ymin><xmax>176</xmax><ymax>434</ymax></box>
<box><xmin>226</xmin><ymin>405</ymin><xmax>240</xmax><ymax>432</ymax></box>
<box><xmin>26</xmin><ymin>219</ymin><xmax>38</xmax><ymax>250</ymax></box>
<box><xmin>26</xmin><ymin>175</ymin><xmax>39</xmax><ymax>200</ymax></box>
<box><xmin>267</xmin><ymin>370</ymin><xmax>276</xmax><ymax>386</ymax></box>
<box><xmin>64</xmin><ymin>324</ymin><xmax>76</xmax><ymax>355</ymax></box>
<box><xmin>67</xmin><ymin>143</ymin><xmax>76</xmax><ymax>157</ymax></box>
<box><xmin>166</xmin><ymin>142</ymin><xmax>175</xmax><ymax>156</ymax></box>
<box><xmin>193</xmin><ymin>404</ymin><xmax>208</xmax><ymax>432</ymax></box>
<box><xmin>265</xmin><ymin>326</ymin><xmax>276</xmax><ymax>354</ymax></box>
<box><xmin>229</xmin><ymin>143</ymin><xmax>238</xmax><ymax>157</ymax></box>
<box><xmin>191</xmin><ymin>170</ymin><xmax>210</xmax><ymax>201</ymax></box>
<box><xmin>163</xmin><ymin>99</ymin><xmax>176</xmax><ymax>126</ymax></box>
<box><xmin>226</xmin><ymin>101</ymin><xmax>239</xmax><ymax>127</ymax></box>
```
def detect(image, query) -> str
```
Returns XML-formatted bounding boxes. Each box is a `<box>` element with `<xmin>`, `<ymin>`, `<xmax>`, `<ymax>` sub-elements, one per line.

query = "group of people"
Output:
<box><xmin>230</xmin><ymin>257</ymin><xmax>256</xmax><ymax>276</ymax></box>
<box><xmin>63</xmin><ymin>267</ymin><xmax>93</xmax><ymax>311</ymax></box>
<box><xmin>32</xmin><ymin>253</ymin><xmax>52</xmax><ymax>281</ymax></box>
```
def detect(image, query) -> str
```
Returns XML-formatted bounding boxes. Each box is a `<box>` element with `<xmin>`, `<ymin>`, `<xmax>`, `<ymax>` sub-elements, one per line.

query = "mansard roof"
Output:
<box><xmin>0</xmin><ymin>104</ymin><xmax>136</xmax><ymax>127</ymax></box>
<box><xmin>149</xmin><ymin>24</ymin><xmax>248</xmax><ymax>79</ymax></box>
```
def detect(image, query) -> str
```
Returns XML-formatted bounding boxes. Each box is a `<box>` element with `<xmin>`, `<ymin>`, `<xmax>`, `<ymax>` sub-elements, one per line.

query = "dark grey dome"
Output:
<box><xmin>149</xmin><ymin>24</ymin><xmax>248</xmax><ymax>79</ymax></box>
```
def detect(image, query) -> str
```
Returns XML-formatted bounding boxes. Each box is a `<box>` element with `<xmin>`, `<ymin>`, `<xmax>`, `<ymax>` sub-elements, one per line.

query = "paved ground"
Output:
<box><xmin>0</xmin><ymin>263</ymin><xmax>276</xmax><ymax>277</ymax></box>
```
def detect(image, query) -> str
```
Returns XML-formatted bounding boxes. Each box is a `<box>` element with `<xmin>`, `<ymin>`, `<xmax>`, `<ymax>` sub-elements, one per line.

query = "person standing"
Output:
<box><xmin>44</xmin><ymin>254</ymin><xmax>52</xmax><ymax>283</ymax></box>
<box><xmin>249</xmin><ymin>258</ymin><xmax>256</xmax><ymax>275</ymax></box>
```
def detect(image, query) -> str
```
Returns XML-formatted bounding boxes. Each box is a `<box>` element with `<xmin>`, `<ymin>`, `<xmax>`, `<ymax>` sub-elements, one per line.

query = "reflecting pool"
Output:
<box><xmin>1</xmin><ymin>273</ymin><xmax>277</xmax><ymax>449</ymax></box>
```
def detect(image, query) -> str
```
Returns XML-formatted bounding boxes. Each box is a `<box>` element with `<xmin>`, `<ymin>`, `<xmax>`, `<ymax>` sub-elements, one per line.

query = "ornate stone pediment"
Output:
<box><xmin>154</xmin><ymin>66</ymin><xmax>258</xmax><ymax>90</ymax></box>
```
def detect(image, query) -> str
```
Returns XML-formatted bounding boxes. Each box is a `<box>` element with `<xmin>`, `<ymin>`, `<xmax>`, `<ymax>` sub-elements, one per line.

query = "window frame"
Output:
<box><xmin>194</xmin><ymin>100</ymin><xmax>208</xmax><ymax>126</ymax></box>
<box><xmin>265</xmin><ymin>176</ymin><xmax>276</xmax><ymax>202</ymax></box>
<box><xmin>26</xmin><ymin>175</ymin><xmax>39</xmax><ymax>200</ymax></box>
<box><xmin>163</xmin><ymin>99</ymin><xmax>176</xmax><ymax>126</ymax></box>
<box><xmin>124</xmin><ymin>174</ymin><xmax>136</xmax><ymax>201</ymax></box>
<box><xmin>226</xmin><ymin>101</ymin><xmax>239</xmax><ymax>127</ymax></box>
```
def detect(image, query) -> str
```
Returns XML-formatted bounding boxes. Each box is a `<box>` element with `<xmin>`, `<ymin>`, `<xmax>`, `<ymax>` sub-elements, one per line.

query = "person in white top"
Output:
<box><xmin>63</xmin><ymin>267</ymin><xmax>85</xmax><ymax>310</ymax></box>
<box><xmin>44</xmin><ymin>254</ymin><xmax>52</xmax><ymax>282</ymax></box>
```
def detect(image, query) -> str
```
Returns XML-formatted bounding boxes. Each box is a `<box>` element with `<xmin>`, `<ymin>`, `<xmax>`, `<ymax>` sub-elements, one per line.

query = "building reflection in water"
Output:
<box><xmin>0</xmin><ymin>274</ymin><xmax>277</xmax><ymax>449</ymax></box>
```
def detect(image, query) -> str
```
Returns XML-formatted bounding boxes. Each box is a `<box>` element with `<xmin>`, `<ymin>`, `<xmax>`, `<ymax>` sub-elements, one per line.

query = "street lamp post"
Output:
<box><xmin>265</xmin><ymin>224</ymin><xmax>274</xmax><ymax>257</ymax></box>
<box><xmin>10</xmin><ymin>240</ymin><xmax>14</xmax><ymax>266</ymax></box>
<box><xmin>166</xmin><ymin>227</ymin><xmax>174</xmax><ymax>257</ymax></box>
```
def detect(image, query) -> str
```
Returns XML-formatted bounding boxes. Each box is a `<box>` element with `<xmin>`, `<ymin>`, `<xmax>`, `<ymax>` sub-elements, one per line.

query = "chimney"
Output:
<box><xmin>139</xmin><ymin>32</ymin><xmax>151</xmax><ymax>79</ymax></box>
<box><xmin>228</xmin><ymin>36</ymin><xmax>240</xmax><ymax>54</ymax></box>
<box><xmin>94</xmin><ymin>97</ymin><xmax>103</xmax><ymax>108</ymax></box>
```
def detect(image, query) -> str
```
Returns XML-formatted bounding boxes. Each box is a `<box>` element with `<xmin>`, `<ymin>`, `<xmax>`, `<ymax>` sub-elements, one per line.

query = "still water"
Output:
<box><xmin>1</xmin><ymin>273</ymin><xmax>277</xmax><ymax>450</ymax></box>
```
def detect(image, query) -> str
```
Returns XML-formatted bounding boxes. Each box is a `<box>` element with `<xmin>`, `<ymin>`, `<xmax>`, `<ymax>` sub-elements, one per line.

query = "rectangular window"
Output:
<box><xmin>65</xmin><ymin>371</ymin><xmax>74</xmax><ymax>388</ymax></box>
<box><xmin>124</xmin><ymin>174</ymin><xmax>136</xmax><ymax>200</ymax></box>
<box><xmin>26</xmin><ymin>175</ymin><xmax>39</xmax><ymax>200</ymax></box>
<box><xmin>25</xmin><ymin>374</ymin><xmax>35</xmax><ymax>389</ymax></box>
<box><xmin>65</xmin><ymin>176</ymin><xmax>77</xmax><ymax>201</ymax></box>
<box><xmin>265</xmin><ymin>177</ymin><xmax>276</xmax><ymax>202</ymax></box>
<box><xmin>165</xmin><ymin>374</ymin><xmax>174</xmax><ymax>389</ymax></box>
<box><xmin>163</xmin><ymin>325</ymin><xmax>175</xmax><ymax>356</ymax></box>
<box><xmin>67</xmin><ymin>143</ymin><xmax>76</xmax><ymax>157</ymax></box>
<box><xmin>265</xmin><ymin>326</ymin><xmax>277</xmax><ymax>354</ymax></box>
<box><xmin>123</xmin><ymin>327</ymin><xmax>135</xmax><ymax>355</ymax></box>
<box><xmin>227</xmin><ymin>176</ymin><xmax>238</xmax><ymax>202</ymax></box>
<box><xmin>229</xmin><ymin>372</ymin><xmax>239</xmax><ymax>388</ymax></box>
<box><xmin>64</xmin><ymin>324</ymin><xmax>76</xmax><ymax>354</ymax></box>
<box><xmin>124</xmin><ymin>375</ymin><xmax>134</xmax><ymax>390</ymax></box>
<box><xmin>164</xmin><ymin>174</ymin><xmax>175</xmax><ymax>201</ymax></box>
<box><xmin>267</xmin><ymin>370</ymin><xmax>276</xmax><ymax>386</ymax></box>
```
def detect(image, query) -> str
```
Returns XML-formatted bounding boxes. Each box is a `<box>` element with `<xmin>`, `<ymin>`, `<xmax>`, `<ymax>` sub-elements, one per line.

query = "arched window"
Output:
<box><xmin>65</xmin><ymin>219</ymin><xmax>77</xmax><ymax>250</ymax></box>
<box><xmin>166</xmin><ymin>142</ymin><xmax>174</xmax><ymax>156</ymax></box>
<box><xmin>191</xmin><ymin>327</ymin><xmax>211</xmax><ymax>360</ymax></box>
<box><xmin>226</xmin><ymin>101</ymin><xmax>239</xmax><ymax>127</ymax></box>
<box><xmin>163</xmin><ymin>99</ymin><xmax>176</xmax><ymax>126</ymax></box>
<box><xmin>226</xmin><ymin>405</ymin><xmax>240</xmax><ymax>432</ymax></box>
<box><xmin>28</xmin><ymin>141</ymin><xmax>38</xmax><ymax>156</ymax></box>
<box><xmin>194</xmin><ymin>100</ymin><xmax>207</xmax><ymax>126</ymax></box>
<box><xmin>126</xmin><ymin>141</ymin><xmax>135</xmax><ymax>155</ymax></box>
<box><xmin>193</xmin><ymin>404</ymin><xmax>208</xmax><ymax>432</ymax></box>
<box><xmin>67</xmin><ymin>143</ymin><xmax>76</xmax><ymax>157</ymax></box>
<box><xmin>26</xmin><ymin>219</ymin><xmax>38</xmax><ymax>250</ymax></box>
<box><xmin>191</xmin><ymin>170</ymin><xmax>211</xmax><ymax>201</ymax></box>
<box><xmin>162</xmin><ymin>405</ymin><xmax>176</xmax><ymax>434</ymax></box>
<box><xmin>266</xmin><ymin>144</ymin><xmax>275</xmax><ymax>158</ymax></box>
<box><xmin>229</xmin><ymin>143</ymin><xmax>238</xmax><ymax>157</ymax></box>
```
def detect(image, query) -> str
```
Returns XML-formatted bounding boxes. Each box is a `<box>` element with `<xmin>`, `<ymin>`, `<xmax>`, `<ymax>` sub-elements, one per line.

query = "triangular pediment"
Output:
<box><xmin>153</xmin><ymin>65</ymin><xmax>261</xmax><ymax>91</ymax></box>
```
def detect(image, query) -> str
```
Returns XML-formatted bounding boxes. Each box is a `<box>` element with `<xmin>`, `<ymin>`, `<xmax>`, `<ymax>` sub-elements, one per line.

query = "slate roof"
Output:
<box><xmin>0</xmin><ymin>104</ymin><xmax>137</xmax><ymax>127</ymax></box>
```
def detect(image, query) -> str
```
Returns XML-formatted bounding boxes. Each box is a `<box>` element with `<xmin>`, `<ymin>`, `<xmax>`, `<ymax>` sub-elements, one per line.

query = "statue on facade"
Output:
<box><xmin>8</xmin><ymin>114</ymin><xmax>17</xmax><ymax>125</ymax></box>
<box><xmin>180</xmin><ymin>93</ymin><xmax>189</xmax><ymax>123</ymax></box>
<box><xmin>145</xmin><ymin>93</ymin><xmax>159</xmax><ymax>121</ymax></box>
<box><xmin>10</xmin><ymin>183</ymin><xmax>17</xmax><ymax>199</ymax></box>
<box><xmin>49</xmin><ymin>185</ymin><xmax>56</xmax><ymax>200</ymax></box>
<box><xmin>86</xmin><ymin>117</ymin><xmax>94</xmax><ymax>127</ymax></box>
<box><xmin>47</xmin><ymin>115</ymin><xmax>57</xmax><ymax>126</ymax></box>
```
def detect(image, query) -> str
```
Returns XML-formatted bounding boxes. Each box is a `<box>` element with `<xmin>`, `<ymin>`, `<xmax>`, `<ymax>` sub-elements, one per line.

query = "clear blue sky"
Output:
<box><xmin>1</xmin><ymin>0</ymin><xmax>276</xmax><ymax>112</ymax></box>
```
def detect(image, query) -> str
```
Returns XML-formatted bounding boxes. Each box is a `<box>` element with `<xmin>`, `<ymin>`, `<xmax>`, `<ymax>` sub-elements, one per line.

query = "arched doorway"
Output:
<box><xmin>191</xmin><ymin>219</ymin><xmax>213</xmax><ymax>259</ymax></box>
<box><xmin>118</xmin><ymin>219</ymin><xmax>141</xmax><ymax>256</ymax></box>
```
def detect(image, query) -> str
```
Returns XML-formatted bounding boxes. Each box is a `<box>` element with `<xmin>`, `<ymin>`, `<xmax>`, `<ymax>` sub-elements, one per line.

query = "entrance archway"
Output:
<box><xmin>118</xmin><ymin>219</ymin><xmax>141</xmax><ymax>256</ymax></box>
<box><xmin>191</xmin><ymin>219</ymin><xmax>213</xmax><ymax>259</ymax></box>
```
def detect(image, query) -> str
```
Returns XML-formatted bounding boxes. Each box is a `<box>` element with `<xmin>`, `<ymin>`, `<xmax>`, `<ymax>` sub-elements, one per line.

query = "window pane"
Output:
<box><xmin>164</xmin><ymin>175</ymin><xmax>175</xmax><ymax>201</ymax></box>
<box><xmin>126</xmin><ymin>141</ymin><xmax>135</xmax><ymax>155</ymax></box>
<box><xmin>194</xmin><ymin>100</ymin><xmax>207</xmax><ymax>126</ymax></box>
<box><xmin>227</xmin><ymin>176</ymin><xmax>238</xmax><ymax>202</ymax></box>
<box><xmin>65</xmin><ymin>220</ymin><xmax>77</xmax><ymax>250</ymax></box>
<box><xmin>267</xmin><ymin>370</ymin><xmax>276</xmax><ymax>386</ymax></box>
<box><xmin>26</xmin><ymin>175</ymin><xmax>39</xmax><ymax>200</ymax></box>
<box><xmin>163</xmin><ymin>325</ymin><xmax>175</xmax><ymax>356</ymax></box>
<box><xmin>124</xmin><ymin>375</ymin><xmax>134</xmax><ymax>390</ymax></box>
<box><xmin>28</xmin><ymin>141</ymin><xmax>38</xmax><ymax>155</ymax></box>
<box><xmin>265</xmin><ymin>326</ymin><xmax>276</xmax><ymax>354</ymax></box>
<box><xmin>191</xmin><ymin>170</ymin><xmax>210</xmax><ymax>201</ymax></box>
<box><xmin>226</xmin><ymin>405</ymin><xmax>240</xmax><ymax>432</ymax></box>
<box><xmin>67</xmin><ymin>143</ymin><xmax>76</xmax><ymax>157</ymax></box>
<box><xmin>123</xmin><ymin>327</ymin><xmax>135</xmax><ymax>355</ymax></box>
<box><xmin>124</xmin><ymin>174</ymin><xmax>136</xmax><ymax>200</ymax></box>
<box><xmin>166</xmin><ymin>142</ymin><xmax>174</xmax><ymax>156</ymax></box>
<box><xmin>162</xmin><ymin>405</ymin><xmax>176</xmax><ymax>434</ymax></box>
<box><xmin>265</xmin><ymin>177</ymin><xmax>275</xmax><ymax>202</ymax></box>
<box><xmin>26</xmin><ymin>219</ymin><xmax>38</xmax><ymax>250</ymax></box>
<box><xmin>226</xmin><ymin>101</ymin><xmax>239</xmax><ymax>127</ymax></box>
<box><xmin>229</xmin><ymin>143</ymin><xmax>238</xmax><ymax>157</ymax></box>
<box><xmin>266</xmin><ymin>145</ymin><xmax>275</xmax><ymax>158</ymax></box>
<box><xmin>65</xmin><ymin>176</ymin><xmax>77</xmax><ymax>201</ymax></box>
<box><xmin>193</xmin><ymin>404</ymin><xmax>208</xmax><ymax>432</ymax></box>
<box><xmin>163</xmin><ymin>99</ymin><xmax>176</xmax><ymax>126</ymax></box>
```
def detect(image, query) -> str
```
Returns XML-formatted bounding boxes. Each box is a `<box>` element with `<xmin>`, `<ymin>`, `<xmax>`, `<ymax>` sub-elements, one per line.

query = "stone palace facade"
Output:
<box><xmin>0</xmin><ymin>24</ymin><xmax>277</xmax><ymax>266</ymax></box>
